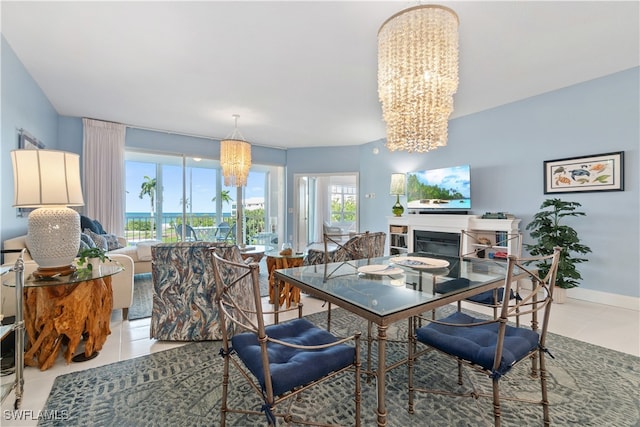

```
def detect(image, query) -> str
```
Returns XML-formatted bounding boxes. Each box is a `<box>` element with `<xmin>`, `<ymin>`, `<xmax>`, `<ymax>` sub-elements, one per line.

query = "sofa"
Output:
<box><xmin>3</xmin><ymin>234</ymin><xmax>152</xmax><ymax>276</ymax></box>
<box><xmin>78</xmin><ymin>215</ymin><xmax>153</xmax><ymax>275</ymax></box>
<box><xmin>2</xmin><ymin>237</ymin><xmax>135</xmax><ymax>320</ymax></box>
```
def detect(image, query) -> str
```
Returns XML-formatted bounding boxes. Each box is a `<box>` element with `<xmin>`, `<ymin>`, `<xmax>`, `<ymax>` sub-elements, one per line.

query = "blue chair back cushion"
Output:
<box><xmin>435</xmin><ymin>278</ymin><xmax>514</xmax><ymax>305</ymax></box>
<box><xmin>232</xmin><ymin>318</ymin><xmax>355</xmax><ymax>396</ymax></box>
<box><xmin>466</xmin><ymin>287</ymin><xmax>514</xmax><ymax>304</ymax></box>
<box><xmin>416</xmin><ymin>311</ymin><xmax>539</xmax><ymax>375</ymax></box>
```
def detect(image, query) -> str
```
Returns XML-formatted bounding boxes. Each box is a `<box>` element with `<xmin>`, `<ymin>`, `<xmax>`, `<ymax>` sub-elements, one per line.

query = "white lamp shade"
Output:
<box><xmin>11</xmin><ymin>149</ymin><xmax>84</xmax><ymax>207</ymax></box>
<box><xmin>390</xmin><ymin>173</ymin><xmax>406</xmax><ymax>195</ymax></box>
<box><xmin>11</xmin><ymin>149</ymin><xmax>84</xmax><ymax>271</ymax></box>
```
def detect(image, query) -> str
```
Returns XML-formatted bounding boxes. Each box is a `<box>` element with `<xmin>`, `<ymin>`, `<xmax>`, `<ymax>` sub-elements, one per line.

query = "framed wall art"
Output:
<box><xmin>16</xmin><ymin>130</ymin><xmax>46</xmax><ymax>217</ymax></box>
<box><xmin>544</xmin><ymin>151</ymin><xmax>624</xmax><ymax>194</ymax></box>
<box><xmin>19</xmin><ymin>130</ymin><xmax>46</xmax><ymax>150</ymax></box>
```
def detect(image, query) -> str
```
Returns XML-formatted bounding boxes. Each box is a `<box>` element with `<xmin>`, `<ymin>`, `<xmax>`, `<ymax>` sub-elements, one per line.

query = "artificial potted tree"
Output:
<box><xmin>525</xmin><ymin>198</ymin><xmax>592</xmax><ymax>303</ymax></box>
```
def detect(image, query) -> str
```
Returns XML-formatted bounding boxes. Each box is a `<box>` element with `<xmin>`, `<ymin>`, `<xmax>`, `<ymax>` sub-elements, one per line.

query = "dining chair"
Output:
<box><xmin>304</xmin><ymin>231</ymin><xmax>386</xmax><ymax>331</ymax></box>
<box><xmin>454</xmin><ymin>229</ymin><xmax>524</xmax><ymax>319</ymax></box>
<box><xmin>305</xmin><ymin>231</ymin><xmax>386</xmax><ymax>271</ymax></box>
<box><xmin>407</xmin><ymin>247</ymin><xmax>561</xmax><ymax>427</ymax></box>
<box><xmin>212</xmin><ymin>250</ymin><xmax>362</xmax><ymax>426</ymax></box>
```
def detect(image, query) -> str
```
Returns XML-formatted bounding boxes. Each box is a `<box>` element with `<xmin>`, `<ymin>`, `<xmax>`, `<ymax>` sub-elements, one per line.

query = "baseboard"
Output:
<box><xmin>566</xmin><ymin>287</ymin><xmax>639</xmax><ymax>311</ymax></box>
<box><xmin>518</xmin><ymin>279</ymin><xmax>639</xmax><ymax>311</ymax></box>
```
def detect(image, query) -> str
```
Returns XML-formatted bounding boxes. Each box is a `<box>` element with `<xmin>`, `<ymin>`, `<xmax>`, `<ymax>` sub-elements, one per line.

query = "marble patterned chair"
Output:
<box><xmin>303</xmin><ymin>231</ymin><xmax>386</xmax><ymax>331</ymax></box>
<box><xmin>150</xmin><ymin>242</ymin><xmax>242</xmax><ymax>341</ymax></box>
<box><xmin>304</xmin><ymin>231</ymin><xmax>386</xmax><ymax>266</ymax></box>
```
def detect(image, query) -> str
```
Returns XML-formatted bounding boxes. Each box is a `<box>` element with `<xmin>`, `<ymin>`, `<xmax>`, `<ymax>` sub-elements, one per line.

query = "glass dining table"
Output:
<box><xmin>274</xmin><ymin>254</ymin><xmax>528</xmax><ymax>427</ymax></box>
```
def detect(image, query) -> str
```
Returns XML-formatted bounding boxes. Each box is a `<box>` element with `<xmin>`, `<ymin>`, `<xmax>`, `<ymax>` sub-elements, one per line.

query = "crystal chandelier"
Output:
<box><xmin>378</xmin><ymin>5</ymin><xmax>459</xmax><ymax>153</ymax></box>
<box><xmin>220</xmin><ymin>114</ymin><xmax>251</xmax><ymax>187</ymax></box>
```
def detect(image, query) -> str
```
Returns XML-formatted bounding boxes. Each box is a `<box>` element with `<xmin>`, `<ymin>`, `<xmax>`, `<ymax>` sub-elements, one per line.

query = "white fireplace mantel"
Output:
<box><xmin>387</xmin><ymin>214</ymin><xmax>521</xmax><ymax>254</ymax></box>
<box><xmin>388</xmin><ymin>214</ymin><xmax>474</xmax><ymax>234</ymax></box>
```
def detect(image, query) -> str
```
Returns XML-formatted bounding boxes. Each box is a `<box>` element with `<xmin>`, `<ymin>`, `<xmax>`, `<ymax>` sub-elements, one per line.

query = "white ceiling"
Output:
<box><xmin>2</xmin><ymin>1</ymin><xmax>638</xmax><ymax>149</ymax></box>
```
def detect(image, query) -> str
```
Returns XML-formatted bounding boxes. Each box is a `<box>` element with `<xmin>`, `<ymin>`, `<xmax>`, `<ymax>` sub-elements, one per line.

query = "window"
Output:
<box><xmin>293</xmin><ymin>173</ymin><xmax>358</xmax><ymax>250</ymax></box>
<box><xmin>331</xmin><ymin>184</ymin><xmax>357</xmax><ymax>223</ymax></box>
<box><xmin>124</xmin><ymin>150</ymin><xmax>283</xmax><ymax>246</ymax></box>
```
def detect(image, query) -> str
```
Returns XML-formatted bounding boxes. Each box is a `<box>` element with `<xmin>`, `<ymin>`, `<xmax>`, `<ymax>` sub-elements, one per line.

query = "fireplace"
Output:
<box><xmin>413</xmin><ymin>230</ymin><xmax>461</xmax><ymax>277</ymax></box>
<box><xmin>413</xmin><ymin>230</ymin><xmax>460</xmax><ymax>258</ymax></box>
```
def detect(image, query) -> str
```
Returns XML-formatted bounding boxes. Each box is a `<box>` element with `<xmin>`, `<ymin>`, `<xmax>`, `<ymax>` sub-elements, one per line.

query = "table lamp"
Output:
<box><xmin>390</xmin><ymin>173</ymin><xmax>406</xmax><ymax>216</ymax></box>
<box><xmin>11</xmin><ymin>149</ymin><xmax>85</xmax><ymax>278</ymax></box>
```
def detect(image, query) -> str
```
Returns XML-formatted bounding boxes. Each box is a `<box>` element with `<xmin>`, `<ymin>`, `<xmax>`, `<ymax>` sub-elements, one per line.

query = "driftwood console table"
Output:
<box><xmin>3</xmin><ymin>261</ymin><xmax>123</xmax><ymax>373</ymax></box>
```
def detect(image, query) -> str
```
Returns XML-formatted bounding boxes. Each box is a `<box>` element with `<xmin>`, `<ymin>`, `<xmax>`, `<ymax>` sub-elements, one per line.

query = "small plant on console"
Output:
<box><xmin>77</xmin><ymin>247</ymin><xmax>110</xmax><ymax>271</ymax></box>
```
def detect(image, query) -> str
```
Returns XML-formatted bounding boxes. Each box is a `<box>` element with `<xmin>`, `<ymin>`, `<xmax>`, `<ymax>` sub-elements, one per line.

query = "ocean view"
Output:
<box><xmin>126</xmin><ymin>212</ymin><xmax>233</xmax><ymax>221</ymax></box>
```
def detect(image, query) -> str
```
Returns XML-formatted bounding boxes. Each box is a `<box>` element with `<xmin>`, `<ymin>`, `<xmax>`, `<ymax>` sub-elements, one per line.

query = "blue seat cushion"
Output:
<box><xmin>416</xmin><ymin>311</ymin><xmax>539</xmax><ymax>375</ymax></box>
<box><xmin>231</xmin><ymin>318</ymin><xmax>355</xmax><ymax>396</ymax></box>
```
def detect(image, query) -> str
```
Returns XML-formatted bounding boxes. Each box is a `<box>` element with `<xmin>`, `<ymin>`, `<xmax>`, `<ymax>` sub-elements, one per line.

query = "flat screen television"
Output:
<box><xmin>406</xmin><ymin>165</ymin><xmax>471</xmax><ymax>212</ymax></box>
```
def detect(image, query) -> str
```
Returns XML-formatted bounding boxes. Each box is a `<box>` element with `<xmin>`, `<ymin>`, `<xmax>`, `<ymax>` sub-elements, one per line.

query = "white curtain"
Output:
<box><xmin>82</xmin><ymin>118</ymin><xmax>126</xmax><ymax>235</ymax></box>
<box><xmin>311</xmin><ymin>176</ymin><xmax>331</xmax><ymax>241</ymax></box>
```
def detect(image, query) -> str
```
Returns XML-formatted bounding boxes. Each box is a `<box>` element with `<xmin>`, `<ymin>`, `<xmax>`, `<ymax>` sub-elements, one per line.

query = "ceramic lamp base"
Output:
<box><xmin>27</xmin><ymin>207</ymin><xmax>81</xmax><ymax>270</ymax></box>
<box><xmin>392</xmin><ymin>195</ymin><xmax>404</xmax><ymax>217</ymax></box>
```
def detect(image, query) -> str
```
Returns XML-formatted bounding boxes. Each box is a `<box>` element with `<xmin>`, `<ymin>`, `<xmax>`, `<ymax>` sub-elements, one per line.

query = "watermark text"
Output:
<box><xmin>4</xmin><ymin>410</ymin><xmax>69</xmax><ymax>421</ymax></box>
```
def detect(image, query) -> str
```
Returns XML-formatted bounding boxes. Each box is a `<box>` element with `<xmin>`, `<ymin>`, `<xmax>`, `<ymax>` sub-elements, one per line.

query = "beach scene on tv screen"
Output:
<box><xmin>407</xmin><ymin>165</ymin><xmax>471</xmax><ymax>210</ymax></box>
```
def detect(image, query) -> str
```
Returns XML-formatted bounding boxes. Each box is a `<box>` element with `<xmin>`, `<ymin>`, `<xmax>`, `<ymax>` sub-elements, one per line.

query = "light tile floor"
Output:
<box><xmin>1</xmin><ymin>293</ymin><xmax>638</xmax><ymax>426</ymax></box>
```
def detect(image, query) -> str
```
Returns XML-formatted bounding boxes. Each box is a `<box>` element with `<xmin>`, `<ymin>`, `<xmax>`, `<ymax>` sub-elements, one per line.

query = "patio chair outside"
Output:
<box><xmin>174</xmin><ymin>223</ymin><xmax>200</xmax><ymax>241</ymax></box>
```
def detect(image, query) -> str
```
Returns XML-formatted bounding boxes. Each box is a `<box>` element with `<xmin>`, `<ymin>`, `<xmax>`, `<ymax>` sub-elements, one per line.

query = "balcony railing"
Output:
<box><xmin>124</xmin><ymin>214</ymin><xmax>270</xmax><ymax>246</ymax></box>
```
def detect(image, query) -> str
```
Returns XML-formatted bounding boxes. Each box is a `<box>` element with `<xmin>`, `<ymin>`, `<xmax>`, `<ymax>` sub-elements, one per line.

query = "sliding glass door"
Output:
<box><xmin>293</xmin><ymin>173</ymin><xmax>358</xmax><ymax>251</ymax></box>
<box><xmin>125</xmin><ymin>150</ymin><xmax>283</xmax><ymax>247</ymax></box>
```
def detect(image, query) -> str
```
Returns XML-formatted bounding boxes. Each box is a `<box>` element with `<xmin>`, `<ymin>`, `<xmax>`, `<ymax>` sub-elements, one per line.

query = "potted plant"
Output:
<box><xmin>77</xmin><ymin>247</ymin><xmax>110</xmax><ymax>272</ymax></box>
<box><xmin>525</xmin><ymin>198</ymin><xmax>592</xmax><ymax>303</ymax></box>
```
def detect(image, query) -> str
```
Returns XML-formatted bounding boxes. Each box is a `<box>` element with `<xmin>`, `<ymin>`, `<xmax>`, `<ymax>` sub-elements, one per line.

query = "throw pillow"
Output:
<box><xmin>103</xmin><ymin>233</ymin><xmax>124</xmax><ymax>251</ymax></box>
<box><xmin>84</xmin><ymin>229</ymin><xmax>109</xmax><ymax>252</ymax></box>
<box><xmin>77</xmin><ymin>239</ymin><xmax>91</xmax><ymax>256</ymax></box>
<box><xmin>80</xmin><ymin>233</ymin><xmax>96</xmax><ymax>249</ymax></box>
<box><xmin>93</xmin><ymin>219</ymin><xmax>107</xmax><ymax>235</ymax></box>
<box><xmin>80</xmin><ymin>215</ymin><xmax>100</xmax><ymax>234</ymax></box>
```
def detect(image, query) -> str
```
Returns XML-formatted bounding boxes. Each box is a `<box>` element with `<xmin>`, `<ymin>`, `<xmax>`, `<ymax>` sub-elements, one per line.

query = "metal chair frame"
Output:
<box><xmin>457</xmin><ymin>229</ymin><xmax>524</xmax><ymax>319</ymax></box>
<box><xmin>213</xmin><ymin>251</ymin><xmax>362</xmax><ymax>426</ymax></box>
<box><xmin>408</xmin><ymin>248</ymin><xmax>562</xmax><ymax>427</ymax></box>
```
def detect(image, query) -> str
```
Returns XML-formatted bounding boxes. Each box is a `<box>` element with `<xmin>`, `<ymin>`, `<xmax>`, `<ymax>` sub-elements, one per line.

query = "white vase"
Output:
<box><xmin>554</xmin><ymin>287</ymin><xmax>568</xmax><ymax>304</ymax></box>
<box><xmin>89</xmin><ymin>259</ymin><xmax>102</xmax><ymax>274</ymax></box>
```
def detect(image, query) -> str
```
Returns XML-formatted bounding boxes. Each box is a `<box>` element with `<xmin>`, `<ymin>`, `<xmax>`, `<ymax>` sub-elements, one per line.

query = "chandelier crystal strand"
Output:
<box><xmin>220</xmin><ymin>139</ymin><xmax>251</xmax><ymax>187</ymax></box>
<box><xmin>220</xmin><ymin>114</ymin><xmax>252</xmax><ymax>187</ymax></box>
<box><xmin>378</xmin><ymin>5</ymin><xmax>459</xmax><ymax>153</ymax></box>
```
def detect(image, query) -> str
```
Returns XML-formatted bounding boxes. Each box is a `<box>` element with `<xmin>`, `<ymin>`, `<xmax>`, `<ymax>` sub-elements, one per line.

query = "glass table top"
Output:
<box><xmin>275</xmin><ymin>255</ymin><xmax>513</xmax><ymax>318</ymax></box>
<box><xmin>2</xmin><ymin>260</ymin><xmax>124</xmax><ymax>288</ymax></box>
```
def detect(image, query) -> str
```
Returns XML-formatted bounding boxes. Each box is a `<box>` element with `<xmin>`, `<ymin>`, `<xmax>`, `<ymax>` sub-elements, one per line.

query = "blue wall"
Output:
<box><xmin>1</xmin><ymin>36</ymin><xmax>59</xmax><ymax>241</ymax></box>
<box><xmin>1</xmin><ymin>31</ymin><xmax>638</xmax><ymax>299</ymax></box>
<box><xmin>355</xmin><ymin>67</ymin><xmax>639</xmax><ymax>299</ymax></box>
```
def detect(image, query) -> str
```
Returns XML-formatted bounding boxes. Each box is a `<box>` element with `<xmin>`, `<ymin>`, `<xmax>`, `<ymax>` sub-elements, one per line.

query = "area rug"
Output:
<box><xmin>128</xmin><ymin>266</ymin><xmax>271</xmax><ymax>321</ymax></box>
<box><xmin>40</xmin><ymin>307</ymin><xmax>639</xmax><ymax>426</ymax></box>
